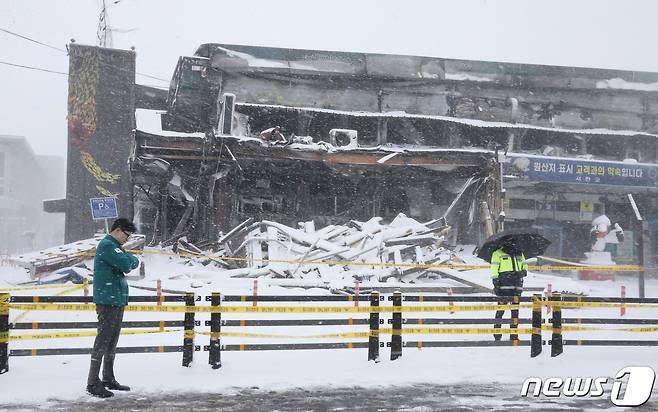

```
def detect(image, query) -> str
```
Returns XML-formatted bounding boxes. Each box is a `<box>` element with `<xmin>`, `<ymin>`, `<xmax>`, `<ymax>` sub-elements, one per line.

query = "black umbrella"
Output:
<box><xmin>476</xmin><ymin>230</ymin><xmax>551</xmax><ymax>263</ymax></box>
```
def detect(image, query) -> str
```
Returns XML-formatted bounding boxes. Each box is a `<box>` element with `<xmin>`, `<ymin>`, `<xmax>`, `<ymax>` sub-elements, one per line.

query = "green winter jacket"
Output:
<box><xmin>93</xmin><ymin>234</ymin><xmax>140</xmax><ymax>306</ymax></box>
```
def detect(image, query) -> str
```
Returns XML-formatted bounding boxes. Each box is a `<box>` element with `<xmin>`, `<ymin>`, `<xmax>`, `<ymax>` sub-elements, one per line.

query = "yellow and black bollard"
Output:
<box><xmin>0</xmin><ymin>293</ymin><xmax>8</xmax><ymax>374</ymax></box>
<box><xmin>511</xmin><ymin>295</ymin><xmax>520</xmax><ymax>343</ymax></box>
<box><xmin>530</xmin><ymin>293</ymin><xmax>542</xmax><ymax>357</ymax></box>
<box><xmin>551</xmin><ymin>292</ymin><xmax>563</xmax><ymax>357</ymax></box>
<box><xmin>390</xmin><ymin>291</ymin><xmax>402</xmax><ymax>361</ymax></box>
<box><xmin>368</xmin><ymin>291</ymin><xmax>380</xmax><ymax>362</ymax></box>
<box><xmin>208</xmin><ymin>292</ymin><xmax>222</xmax><ymax>369</ymax></box>
<box><xmin>182</xmin><ymin>293</ymin><xmax>195</xmax><ymax>367</ymax></box>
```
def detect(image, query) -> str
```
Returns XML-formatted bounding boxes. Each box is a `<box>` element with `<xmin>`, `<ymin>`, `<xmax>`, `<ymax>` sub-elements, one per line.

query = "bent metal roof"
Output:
<box><xmin>133</xmin><ymin>129</ymin><xmax>495</xmax><ymax>173</ymax></box>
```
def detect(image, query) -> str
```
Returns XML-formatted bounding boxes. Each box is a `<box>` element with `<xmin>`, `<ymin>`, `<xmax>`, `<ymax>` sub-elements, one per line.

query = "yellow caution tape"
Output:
<box><xmin>0</xmin><ymin>328</ymin><xmax>181</xmax><ymax>343</ymax></box>
<box><xmin>197</xmin><ymin>327</ymin><xmax>531</xmax><ymax>339</ymax></box>
<box><xmin>392</xmin><ymin>327</ymin><xmax>533</xmax><ymax>335</ymax></box>
<box><xmin>7</xmin><ymin>301</ymin><xmax>658</xmax><ymax>315</ymax></box>
<box><xmin>196</xmin><ymin>330</ymin><xmax>370</xmax><ymax>339</ymax></box>
<box><xmin>531</xmin><ymin>265</ymin><xmax>642</xmax><ymax>272</ymax></box>
<box><xmin>5</xmin><ymin>323</ymin><xmax>653</xmax><ymax>343</ymax></box>
<box><xmin>549</xmin><ymin>325</ymin><xmax>658</xmax><ymax>333</ymax></box>
<box><xmin>12</xmin><ymin>283</ymin><xmax>86</xmax><ymax>324</ymax></box>
<box><xmin>559</xmin><ymin>325</ymin><xmax>605</xmax><ymax>332</ymax></box>
<box><xmin>38</xmin><ymin>249</ymin><xmax>644</xmax><ymax>272</ymax></box>
<box><xmin>550</xmin><ymin>301</ymin><xmax>658</xmax><ymax>309</ymax></box>
<box><xmin>617</xmin><ymin>326</ymin><xmax>658</xmax><ymax>333</ymax></box>
<box><xmin>7</xmin><ymin>303</ymin><xmax>534</xmax><ymax>314</ymax></box>
<box><xmin>201</xmin><ymin>324</ymin><xmax>658</xmax><ymax>339</ymax></box>
<box><xmin>54</xmin><ymin>283</ymin><xmax>86</xmax><ymax>296</ymax></box>
<box><xmin>0</xmin><ymin>284</ymin><xmax>87</xmax><ymax>292</ymax></box>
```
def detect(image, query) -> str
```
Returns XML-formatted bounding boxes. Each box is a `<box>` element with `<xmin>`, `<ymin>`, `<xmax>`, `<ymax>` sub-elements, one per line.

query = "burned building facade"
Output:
<box><xmin>61</xmin><ymin>43</ymin><xmax>658</xmax><ymax>268</ymax></box>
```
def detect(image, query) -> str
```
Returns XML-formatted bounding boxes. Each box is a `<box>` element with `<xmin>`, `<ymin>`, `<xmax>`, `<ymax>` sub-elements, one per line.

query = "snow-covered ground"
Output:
<box><xmin>1</xmin><ymin>249</ymin><xmax>657</xmax><ymax>408</ymax></box>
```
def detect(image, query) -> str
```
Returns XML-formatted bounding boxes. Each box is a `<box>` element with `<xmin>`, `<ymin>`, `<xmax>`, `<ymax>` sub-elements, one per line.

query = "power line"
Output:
<box><xmin>136</xmin><ymin>72</ymin><xmax>169</xmax><ymax>82</ymax></box>
<box><xmin>0</xmin><ymin>28</ymin><xmax>66</xmax><ymax>52</ymax></box>
<box><xmin>0</xmin><ymin>61</ymin><xmax>68</xmax><ymax>76</ymax></box>
<box><xmin>0</xmin><ymin>60</ymin><xmax>169</xmax><ymax>91</ymax></box>
<box><xmin>1</xmin><ymin>27</ymin><xmax>170</xmax><ymax>83</ymax></box>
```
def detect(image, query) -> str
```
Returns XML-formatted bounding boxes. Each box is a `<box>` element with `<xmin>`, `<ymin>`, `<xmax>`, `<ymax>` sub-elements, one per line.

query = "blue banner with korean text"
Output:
<box><xmin>504</xmin><ymin>154</ymin><xmax>658</xmax><ymax>188</ymax></box>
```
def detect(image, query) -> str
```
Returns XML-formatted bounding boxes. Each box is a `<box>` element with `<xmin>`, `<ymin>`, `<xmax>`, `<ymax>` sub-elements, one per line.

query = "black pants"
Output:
<box><xmin>494</xmin><ymin>296</ymin><xmax>520</xmax><ymax>341</ymax></box>
<box><xmin>87</xmin><ymin>304</ymin><xmax>125</xmax><ymax>386</ymax></box>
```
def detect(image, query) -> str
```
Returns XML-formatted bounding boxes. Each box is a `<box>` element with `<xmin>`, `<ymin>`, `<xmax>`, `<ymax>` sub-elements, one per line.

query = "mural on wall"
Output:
<box><xmin>68</xmin><ymin>46</ymin><xmax>120</xmax><ymax>197</ymax></box>
<box><xmin>65</xmin><ymin>44</ymin><xmax>135</xmax><ymax>242</ymax></box>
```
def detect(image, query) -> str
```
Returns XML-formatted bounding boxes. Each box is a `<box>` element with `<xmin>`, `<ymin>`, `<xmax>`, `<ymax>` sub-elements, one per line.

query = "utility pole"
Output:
<box><xmin>97</xmin><ymin>0</ymin><xmax>113</xmax><ymax>48</ymax></box>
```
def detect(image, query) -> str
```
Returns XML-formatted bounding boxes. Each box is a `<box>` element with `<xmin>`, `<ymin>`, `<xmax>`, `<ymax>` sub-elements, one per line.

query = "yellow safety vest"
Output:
<box><xmin>490</xmin><ymin>248</ymin><xmax>528</xmax><ymax>278</ymax></box>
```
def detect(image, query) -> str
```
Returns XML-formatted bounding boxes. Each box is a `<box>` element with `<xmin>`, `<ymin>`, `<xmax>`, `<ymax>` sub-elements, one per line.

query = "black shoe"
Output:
<box><xmin>493</xmin><ymin>334</ymin><xmax>502</xmax><ymax>341</ymax></box>
<box><xmin>102</xmin><ymin>380</ymin><xmax>131</xmax><ymax>391</ymax></box>
<box><xmin>87</xmin><ymin>383</ymin><xmax>114</xmax><ymax>398</ymax></box>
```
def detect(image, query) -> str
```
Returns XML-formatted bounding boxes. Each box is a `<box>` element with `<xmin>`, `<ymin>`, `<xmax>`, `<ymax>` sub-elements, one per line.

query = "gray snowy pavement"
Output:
<box><xmin>1</xmin><ymin>383</ymin><xmax>656</xmax><ymax>411</ymax></box>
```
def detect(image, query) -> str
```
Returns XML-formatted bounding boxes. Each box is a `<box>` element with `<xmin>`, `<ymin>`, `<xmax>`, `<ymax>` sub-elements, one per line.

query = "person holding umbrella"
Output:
<box><xmin>490</xmin><ymin>239</ymin><xmax>528</xmax><ymax>341</ymax></box>
<box><xmin>477</xmin><ymin>230</ymin><xmax>550</xmax><ymax>342</ymax></box>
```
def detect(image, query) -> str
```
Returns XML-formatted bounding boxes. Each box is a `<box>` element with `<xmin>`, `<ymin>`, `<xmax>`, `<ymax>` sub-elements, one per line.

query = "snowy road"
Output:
<box><xmin>2</xmin><ymin>384</ymin><xmax>655</xmax><ymax>411</ymax></box>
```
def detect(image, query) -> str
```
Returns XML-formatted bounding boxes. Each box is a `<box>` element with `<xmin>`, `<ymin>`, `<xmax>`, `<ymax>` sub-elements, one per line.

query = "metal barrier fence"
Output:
<box><xmin>547</xmin><ymin>293</ymin><xmax>658</xmax><ymax>356</ymax></box>
<box><xmin>0</xmin><ymin>293</ymin><xmax>200</xmax><ymax>374</ymax></box>
<box><xmin>2</xmin><ymin>291</ymin><xmax>658</xmax><ymax>375</ymax></box>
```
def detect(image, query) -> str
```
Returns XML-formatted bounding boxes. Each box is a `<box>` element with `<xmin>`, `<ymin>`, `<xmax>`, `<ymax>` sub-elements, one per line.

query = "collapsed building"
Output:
<box><xmin>52</xmin><ymin>43</ymin><xmax>658</xmax><ymax>273</ymax></box>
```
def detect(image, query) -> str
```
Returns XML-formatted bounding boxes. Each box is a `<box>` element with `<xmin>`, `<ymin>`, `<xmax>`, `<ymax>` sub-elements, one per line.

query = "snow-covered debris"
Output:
<box><xmin>33</xmin><ymin>266</ymin><xmax>93</xmax><ymax>285</ymax></box>
<box><xmin>233</xmin><ymin>213</ymin><xmax>453</xmax><ymax>285</ymax></box>
<box><xmin>8</xmin><ymin>234</ymin><xmax>146</xmax><ymax>279</ymax></box>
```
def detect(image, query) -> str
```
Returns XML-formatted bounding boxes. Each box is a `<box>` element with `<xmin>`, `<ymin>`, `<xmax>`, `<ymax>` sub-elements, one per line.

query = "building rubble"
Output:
<box><xmin>8</xmin><ymin>213</ymin><xmax>490</xmax><ymax>293</ymax></box>
<box><xmin>153</xmin><ymin>212</ymin><xmax>491</xmax><ymax>291</ymax></box>
<box><xmin>9</xmin><ymin>235</ymin><xmax>146</xmax><ymax>279</ymax></box>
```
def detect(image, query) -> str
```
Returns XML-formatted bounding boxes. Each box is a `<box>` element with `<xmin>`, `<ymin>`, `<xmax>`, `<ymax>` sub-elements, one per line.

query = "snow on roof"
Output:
<box><xmin>596</xmin><ymin>78</ymin><xmax>658</xmax><ymax>92</ymax></box>
<box><xmin>281</xmin><ymin>139</ymin><xmax>492</xmax><ymax>155</ymax></box>
<box><xmin>135</xmin><ymin>109</ymin><xmax>206</xmax><ymax>138</ymax></box>
<box><xmin>236</xmin><ymin>102</ymin><xmax>658</xmax><ymax>139</ymax></box>
<box><xmin>214</xmin><ymin>45</ymin><xmax>289</xmax><ymax>69</ymax></box>
<box><xmin>445</xmin><ymin>73</ymin><xmax>494</xmax><ymax>82</ymax></box>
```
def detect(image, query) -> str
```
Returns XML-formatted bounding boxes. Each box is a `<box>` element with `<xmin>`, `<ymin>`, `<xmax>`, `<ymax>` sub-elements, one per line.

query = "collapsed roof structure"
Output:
<box><xmin>131</xmin><ymin>44</ymin><xmax>506</xmax><ymax>250</ymax></box>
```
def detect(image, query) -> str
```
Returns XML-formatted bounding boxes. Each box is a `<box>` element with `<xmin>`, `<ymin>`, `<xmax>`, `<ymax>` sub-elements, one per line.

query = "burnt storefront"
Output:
<box><xmin>131</xmin><ymin>129</ymin><xmax>500</xmax><ymax>247</ymax></box>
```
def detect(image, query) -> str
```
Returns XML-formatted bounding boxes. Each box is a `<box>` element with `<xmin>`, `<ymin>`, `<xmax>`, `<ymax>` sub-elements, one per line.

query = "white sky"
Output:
<box><xmin>1</xmin><ymin>0</ymin><xmax>658</xmax><ymax>158</ymax></box>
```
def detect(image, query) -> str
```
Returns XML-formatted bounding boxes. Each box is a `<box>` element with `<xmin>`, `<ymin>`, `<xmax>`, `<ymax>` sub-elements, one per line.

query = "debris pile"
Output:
<box><xmin>205</xmin><ymin>213</ymin><xmax>460</xmax><ymax>285</ymax></box>
<box><xmin>9</xmin><ymin>235</ymin><xmax>146</xmax><ymax>279</ymax></box>
<box><xmin>6</xmin><ymin>217</ymin><xmax>483</xmax><ymax>291</ymax></box>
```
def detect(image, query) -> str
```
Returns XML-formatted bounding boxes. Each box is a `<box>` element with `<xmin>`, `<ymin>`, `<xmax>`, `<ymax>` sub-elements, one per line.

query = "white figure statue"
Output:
<box><xmin>590</xmin><ymin>214</ymin><xmax>624</xmax><ymax>252</ymax></box>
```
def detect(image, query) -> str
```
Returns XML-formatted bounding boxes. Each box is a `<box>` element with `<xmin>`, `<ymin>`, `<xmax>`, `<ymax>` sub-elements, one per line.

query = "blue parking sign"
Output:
<box><xmin>90</xmin><ymin>197</ymin><xmax>118</xmax><ymax>220</ymax></box>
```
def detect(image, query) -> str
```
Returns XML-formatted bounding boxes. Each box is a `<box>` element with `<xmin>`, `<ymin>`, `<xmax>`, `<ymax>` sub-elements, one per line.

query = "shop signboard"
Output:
<box><xmin>505</xmin><ymin>154</ymin><xmax>658</xmax><ymax>188</ymax></box>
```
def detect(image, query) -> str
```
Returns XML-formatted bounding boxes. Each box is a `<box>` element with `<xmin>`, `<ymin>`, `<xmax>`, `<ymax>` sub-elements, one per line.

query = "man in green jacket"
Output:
<box><xmin>490</xmin><ymin>240</ymin><xmax>528</xmax><ymax>342</ymax></box>
<box><xmin>86</xmin><ymin>218</ymin><xmax>140</xmax><ymax>398</ymax></box>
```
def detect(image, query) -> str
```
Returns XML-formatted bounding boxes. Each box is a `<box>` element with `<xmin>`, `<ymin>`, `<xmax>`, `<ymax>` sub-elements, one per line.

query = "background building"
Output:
<box><xmin>0</xmin><ymin>135</ymin><xmax>65</xmax><ymax>255</ymax></box>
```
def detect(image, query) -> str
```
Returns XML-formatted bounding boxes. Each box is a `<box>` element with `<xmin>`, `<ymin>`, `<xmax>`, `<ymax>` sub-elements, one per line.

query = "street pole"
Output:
<box><xmin>627</xmin><ymin>194</ymin><xmax>645</xmax><ymax>298</ymax></box>
<box><xmin>637</xmin><ymin>220</ymin><xmax>647</xmax><ymax>298</ymax></box>
<box><xmin>498</xmin><ymin>151</ymin><xmax>506</xmax><ymax>232</ymax></box>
